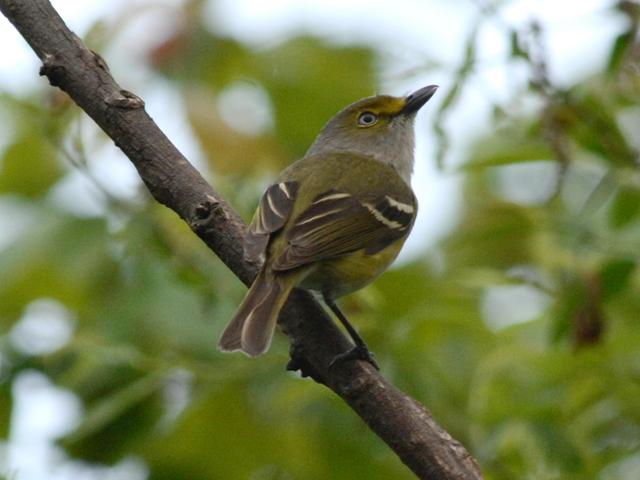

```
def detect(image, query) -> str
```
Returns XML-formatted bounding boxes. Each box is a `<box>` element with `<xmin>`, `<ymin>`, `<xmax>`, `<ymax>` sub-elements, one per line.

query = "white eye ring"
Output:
<box><xmin>357</xmin><ymin>111</ymin><xmax>378</xmax><ymax>127</ymax></box>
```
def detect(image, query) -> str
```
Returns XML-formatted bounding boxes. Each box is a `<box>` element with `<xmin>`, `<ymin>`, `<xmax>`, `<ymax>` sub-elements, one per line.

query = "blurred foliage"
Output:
<box><xmin>151</xmin><ymin>26</ymin><xmax>376</xmax><ymax>174</ymax></box>
<box><xmin>1</xmin><ymin>1</ymin><xmax>640</xmax><ymax>479</ymax></box>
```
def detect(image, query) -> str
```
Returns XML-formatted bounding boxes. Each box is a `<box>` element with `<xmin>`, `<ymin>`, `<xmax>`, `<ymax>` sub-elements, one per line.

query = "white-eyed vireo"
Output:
<box><xmin>219</xmin><ymin>85</ymin><xmax>438</xmax><ymax>367</ymax></box>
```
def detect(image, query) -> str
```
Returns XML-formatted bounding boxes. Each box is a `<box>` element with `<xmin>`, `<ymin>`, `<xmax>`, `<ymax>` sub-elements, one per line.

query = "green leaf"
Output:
<box><xmin>0</xmin><ymin>380</ymin><xmax>12</xmax><ymax>439</ymax></box>
<box><xmin>555</xmin><ymin>93</ymin><xmax>636</xmax><ymax>166</ymax></box>
<box><xmin>0</xmin><ymin>133</ymin><xmax>63</xmax><ymax>197</ymax></box>
<box><xmin>176</xmin><ymin>33</ymin><xmax>377</xmax><ymax>174</ymax></box>
<box><xmin>509</xmin><ymin>29</ymin><xmax>529</xmax><ymax>60</ymax></box>
<box><xmin>444</xmin><ymin>199</ymin><xmax>536</xmax><ymax>270</ymax></box>
<box><xmin>600</xmin><ymin>259</ymin><xmax>635</xmax><ymax>302</ymax></box>
<box><xmin>607</xmin><ymin>32</ymin><xmax>633</xmax><ymax>74</ymax></box>
<box><xmin>608</xmin><ymin>186</ymin><xmax>640</xmax><ymax>229</ymax></box>
<box><xmin>258</xmin><ymin>37</ymin><xmax>376</xmax><ymax>158</ymax></box>
<box><xmin>465</xmin><ymin>127</ymin><xmax>554</xmax><ymax>170</ymax></box>
<box><xmin>549</xmin><ymin>284</ymin><xmax>583</xmax><ymax>344</ymax></box>
<box><xmin>62</xmin><ymin>370</ymin><xmax>166</xmax><ymax>463</ymax></box>
<box><xmin>0</xmin><ymin>210</ymin><xmax>117</xmax><ymax>323</ymax></box>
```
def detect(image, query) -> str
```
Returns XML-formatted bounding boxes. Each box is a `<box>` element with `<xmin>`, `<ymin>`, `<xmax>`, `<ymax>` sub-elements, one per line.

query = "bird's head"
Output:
<box><xmin>306</xmin><ymin>85</ymin><xmax>438</xmax><ymax>183</ymax></box>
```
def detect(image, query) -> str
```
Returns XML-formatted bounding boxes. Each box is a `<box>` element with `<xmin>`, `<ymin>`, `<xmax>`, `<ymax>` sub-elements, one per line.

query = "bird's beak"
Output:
<box><xmin>400</xmin><ymin>84</ymin><xmax>439</xmax><ymax>115</ymax></box>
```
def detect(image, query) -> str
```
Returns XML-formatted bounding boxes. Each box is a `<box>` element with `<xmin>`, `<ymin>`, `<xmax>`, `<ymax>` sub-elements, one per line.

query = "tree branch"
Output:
<box><xmin>0</xmin><ymin>1</ymin><xmax>482</xmax><ymax>478</ymax></box>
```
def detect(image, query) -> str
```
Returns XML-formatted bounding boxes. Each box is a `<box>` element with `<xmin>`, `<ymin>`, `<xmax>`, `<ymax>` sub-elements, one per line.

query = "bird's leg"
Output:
<box><xmin>323</xmin><ymin>296</ymin><xmax>379</xmax><ymax>370</ymax></box>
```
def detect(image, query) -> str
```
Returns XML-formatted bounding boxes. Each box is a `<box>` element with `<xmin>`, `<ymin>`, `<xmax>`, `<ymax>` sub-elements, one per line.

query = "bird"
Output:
<box><xmin>218</xmin><ymin>84</ymin><xmax>438</xmax><ymax>367</ymax></box>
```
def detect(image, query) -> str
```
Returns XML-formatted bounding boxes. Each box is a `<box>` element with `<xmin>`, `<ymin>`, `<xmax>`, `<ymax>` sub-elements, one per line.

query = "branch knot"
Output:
<box><xmin>286</xmin><ymin>343</ymin><xmax>327</xmax><ymax>385</ymax></box>
<box><xmin>105</xmin><ymin>89</ymin><xmax>145</xmax><ymax>109</ymax></box>
<box><xmin>191</xmin><ymin>195</ymin><xmax>227</xmax><ymax>233</ymax></box>
<box><xmin>39</xmin><ymin>53</ymin><xmax>66</xmax><ymax>87</ymax></box>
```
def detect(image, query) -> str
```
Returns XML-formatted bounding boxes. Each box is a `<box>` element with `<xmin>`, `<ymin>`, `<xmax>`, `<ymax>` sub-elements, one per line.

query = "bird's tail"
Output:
<box><xmin>218</xmin><ymin>268</ymin><xmax>298</xmax><ymax>357</ymax></box>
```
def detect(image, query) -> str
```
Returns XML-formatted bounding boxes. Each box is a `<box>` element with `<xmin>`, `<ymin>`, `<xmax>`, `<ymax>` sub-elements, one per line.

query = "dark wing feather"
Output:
<box><xmin>244</xmin><ymin>181</ymin><xmax>298</xmax><ymax>263</ymax></box>
<box><xmin>272</xmin><ymin>190</ymin><xmax>416</xmax><ymax>271</ymax></box>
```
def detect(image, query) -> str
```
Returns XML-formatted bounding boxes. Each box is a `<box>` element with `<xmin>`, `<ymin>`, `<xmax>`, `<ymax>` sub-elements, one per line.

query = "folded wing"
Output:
<box><xmin>272</xmin><ymin>189</ymin><xmax>416</xmax><ymax>271</ymax></box>
<box><xmin>244</xmin><ymin>181</ymin><xmax>298</xmax><ymax>263</ymax></box>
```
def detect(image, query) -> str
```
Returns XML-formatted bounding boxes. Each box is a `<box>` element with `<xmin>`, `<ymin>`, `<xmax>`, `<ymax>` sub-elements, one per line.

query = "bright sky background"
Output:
<box><xmin>0</xmin><ymin>0</ymin><xmax>624</xmax><ymax>478</ymax></box>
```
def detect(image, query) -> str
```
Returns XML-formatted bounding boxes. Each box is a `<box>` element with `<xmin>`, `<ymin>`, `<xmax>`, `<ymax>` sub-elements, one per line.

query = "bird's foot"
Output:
<box><xmin>329</xmin><ymin>344</ymin><xmax>379</xmax><ymax>371</ymax></box>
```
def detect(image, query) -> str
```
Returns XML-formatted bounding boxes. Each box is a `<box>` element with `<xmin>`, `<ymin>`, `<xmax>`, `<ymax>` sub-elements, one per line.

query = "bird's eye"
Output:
<box><xmin>357</xmin><ymin>111</ymin><xmax>378</xmax><ymax>127</ymax></box>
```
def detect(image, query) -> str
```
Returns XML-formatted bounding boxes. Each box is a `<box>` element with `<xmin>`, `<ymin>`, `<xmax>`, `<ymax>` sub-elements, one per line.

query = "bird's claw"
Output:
<box><xmin>329</xmin><ymin>344</ymin><xmax>379</xmax><ymax>371</ymax></box>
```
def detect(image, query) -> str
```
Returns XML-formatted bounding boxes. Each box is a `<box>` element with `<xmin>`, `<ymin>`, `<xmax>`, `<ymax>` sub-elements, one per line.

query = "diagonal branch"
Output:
<box><xmin>0</xmin><ymin>1</ymin><xmax>482</xmax><ymax>478</ymax></box>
